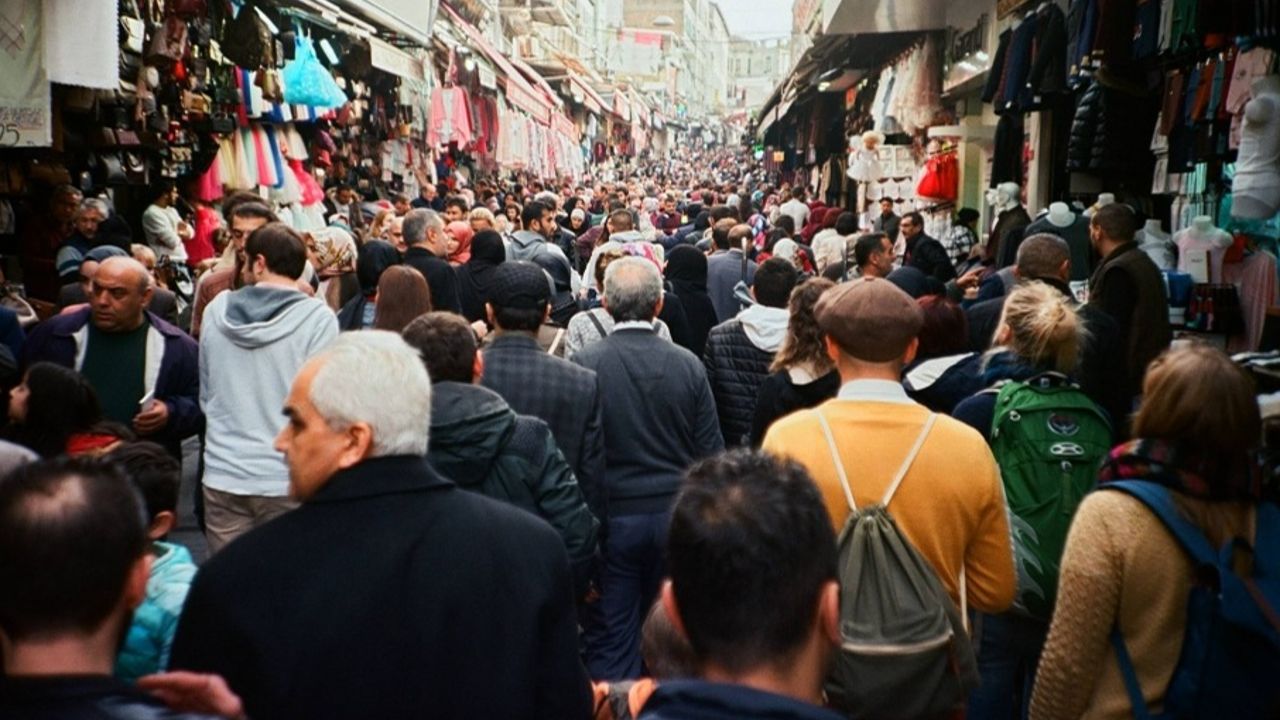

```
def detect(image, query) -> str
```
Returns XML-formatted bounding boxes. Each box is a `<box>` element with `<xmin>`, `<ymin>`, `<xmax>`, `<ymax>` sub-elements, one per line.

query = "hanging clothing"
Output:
<box><xmin>428</xmin><ymin>87</ymin><xmax>475</xmax><ymax>150</ymax></box>
<box><xmin>1024</xmin><ymin>2</ymin><xmax>1069</xmax><ymax>107</ymax></box>
<box><xmin>1225</xmin><ymin>250</ymin><xmax>1279</xmax><ymax>353</ymax></box>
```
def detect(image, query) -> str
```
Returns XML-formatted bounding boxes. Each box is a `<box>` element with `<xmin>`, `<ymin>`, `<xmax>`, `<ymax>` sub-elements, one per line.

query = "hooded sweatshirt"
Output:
<box><xmin>703</xmin><ymin>303</ymin><xmax>790</xmax><ymax>447</ymax></box>
<box><xmin>200</xmin><ymin>284</ymin><xmax>338</xmax><ymax>496</ymax></box>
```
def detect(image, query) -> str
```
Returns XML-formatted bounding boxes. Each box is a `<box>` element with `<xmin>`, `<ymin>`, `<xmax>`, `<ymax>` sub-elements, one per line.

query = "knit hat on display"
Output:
<box><xmin>815</xmin><ymin>277</ymin><xmax>923</xmax><ymax>363</ymax></box>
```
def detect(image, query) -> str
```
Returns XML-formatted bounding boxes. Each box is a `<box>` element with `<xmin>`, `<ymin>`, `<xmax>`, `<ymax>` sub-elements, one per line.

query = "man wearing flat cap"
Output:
<box><xmin>762</xmin><ymin>277</ymin><xmax>1015</xmax><ymax>615</ymax></box>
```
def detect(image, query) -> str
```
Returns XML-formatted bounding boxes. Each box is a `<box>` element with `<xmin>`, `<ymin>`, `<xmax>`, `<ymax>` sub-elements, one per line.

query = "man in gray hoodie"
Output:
<box><xmin>702</xmin><ymin>258</ymin><xmax>797</xmax><ymax>447</ymax></box>
<box><xmin>199</xmin><ymin>223</ymin><xmax>338</xmax><ymax>553</ymax></box>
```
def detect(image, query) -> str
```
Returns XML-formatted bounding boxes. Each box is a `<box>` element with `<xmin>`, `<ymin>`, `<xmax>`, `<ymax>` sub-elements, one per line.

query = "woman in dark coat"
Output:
<box><xmin>337</xmin><ymin>240</ymin><xmax>401</xmax><ymax>331</ymax></box>
<box><xmin>664</xmin><ymin>245</ymin><xmax>718</xmax><ymax>357</ymax></box>
<box><xmin>456</xmin><ymin>230</ymin><xmax>506</xmax><ymax>324</ymax></box>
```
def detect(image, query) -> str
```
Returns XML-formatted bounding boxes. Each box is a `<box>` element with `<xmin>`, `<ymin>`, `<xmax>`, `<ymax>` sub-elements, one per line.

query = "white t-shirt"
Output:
<box><xmin>779</xmin><ymin>199</ymin><xmax>810</xmax><ymax>230</ymax></box>
<box><xmin>141</xmin><ymin>204</ymin><xmax>188</xmax><ymax>263</ymax></box>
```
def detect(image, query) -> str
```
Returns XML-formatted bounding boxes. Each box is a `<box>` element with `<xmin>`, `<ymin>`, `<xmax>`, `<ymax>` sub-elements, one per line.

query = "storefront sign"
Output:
<box><xmin>478</xmin><ymin>64</ymin><xmax>498</xmax><ymax>90</ymax></box>
<box><xmin>369</xmin><ymin>38</ymin><xmax>425</xmax><ymax>82</ymax></box>
<box><xmin>944</xmin><ymin>13</ymin><xmax>991</xmax><ymax>93</ymax></box>
<box><xmin>0</xmin><ymin>1</ymin><xmax>50</xmax><ymax>147</ymax></box>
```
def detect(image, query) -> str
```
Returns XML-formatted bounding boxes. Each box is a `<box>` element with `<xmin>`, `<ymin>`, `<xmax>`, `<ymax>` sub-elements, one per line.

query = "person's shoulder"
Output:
<box><xmin>764</xmin><ymin>402</ymin><xmax>823</xmax><ymax>439</ymax></box>
<box><xmin>925</xmin><ymin>412</ymin><xmax>996</xmax><ymax>460</ymax></box>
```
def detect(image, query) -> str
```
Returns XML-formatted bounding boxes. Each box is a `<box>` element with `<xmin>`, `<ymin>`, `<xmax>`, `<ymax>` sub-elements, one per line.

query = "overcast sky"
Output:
<box><xmin>719</xmin><ymin>0</ymin><xmax>793</xmax><ymax>40</ymax></box>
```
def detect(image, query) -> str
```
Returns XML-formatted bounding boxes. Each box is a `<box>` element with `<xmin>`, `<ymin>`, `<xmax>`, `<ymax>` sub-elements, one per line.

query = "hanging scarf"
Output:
<box><xmin>1097</xmin><ymin>438</ymin><xmax>1266</xmax><ymax>503</ymax></box>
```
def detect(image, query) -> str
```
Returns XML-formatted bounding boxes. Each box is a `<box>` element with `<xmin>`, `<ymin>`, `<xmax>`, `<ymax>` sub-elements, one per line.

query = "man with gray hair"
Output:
<box><xmin>24</xmin><ymin>256</ymin><xmax>200</xmax><ymax>458</ymax></box>
<box><xmin>401</xmin><ymin>207</ymin><xmax>462</xmax><ymax>313</ymax></box>
<box><xmin>572</xmin><ymin>257</ymin><xmax>723</xmax><ymax>680</ymax></box>
<box><xmin>170</xmin><ymin>331</ymin><xmax>592</xmax><ymax>719</ymax></box>
<box><xmin>964</xmin><ymin>233</ymin><xmax>1128</xmax><ymax>434</ymax></box>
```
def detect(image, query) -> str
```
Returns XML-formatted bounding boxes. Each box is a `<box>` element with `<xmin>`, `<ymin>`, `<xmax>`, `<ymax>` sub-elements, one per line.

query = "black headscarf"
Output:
<box><xmin>356</xmin><ymin>240</ymin><xmax>401</xmax><ymax>296</ymax></box>
<box><xmin>664</xmin><ymin>245</ymin><xmax>718</xmax><ymax>356</ymax></box>
<box><xmin>457</xmin><ymin>230</ymin><xmax>506</xmax><ymax>323</ymax></box>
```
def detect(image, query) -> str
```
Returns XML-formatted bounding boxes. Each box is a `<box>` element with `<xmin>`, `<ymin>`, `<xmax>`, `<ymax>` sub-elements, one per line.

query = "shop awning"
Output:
<box><xmin>567</xmin><ymin>72</ymin><xmax>607</xmax><ymax>116</ymax></box>
<box><xmin>509</xmin><ymin>54</ymin><xmax>565</xmax><ymax>113</ymax></box>
<box><xmin>368</xmin><ymin>37</ymin><xmax>425</xmax><ymax>82</ymax></box>
<box><xmin>440</xmin><ymin>3</ymin><xmax>550</xmax><ymax>123</ymax></box>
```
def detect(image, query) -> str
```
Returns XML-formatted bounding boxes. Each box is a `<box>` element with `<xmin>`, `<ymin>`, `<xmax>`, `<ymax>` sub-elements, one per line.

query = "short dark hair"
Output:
<box><xmin>229</xmin><ymin>201</ymin><xmax>279</xmax><ymax>225</ymax></box>
<box><xmin>711</xmin><ymin>218</ymin><xmax>736</xmax><ymax>250</ymax></box>
<box><xmin>522</xmin><ymin>200</ymin><xmax>550</xmax><ymax>228</ymax></box>
<box><xmin>879</xmin><ymin>197</ymin><xmax>894</xmax><ymax>207</ymax></box>
<box><xmin>245</xmin><ymin>222</ymin><xmax>307</xmax><ymax>279</ymax></box>
<box><xmin>902</xmin><ymin>211</ymin><xmax>924</xmax><ymax>227</ymax></box>
<box><xmin>107</xmin><ymin>441</ymin><xmax>180</xmax><ymax>522</ymax></box>
<box><xmin>791</xmin><ymin>187</ymin><xmax>806</xmax><ymax>200</ymax></box>
<box><xmin>608</xmin><ymin>209</ymin><xmax>634</xmax><ymax>232</ymax></box>
<box><xmin>835</xmin><ymin>212</ymin><xmax>858</xmax><ymax>236</ymax></box>
<box><xmin>393</xmin><ymin>193</ymin><xmax>410</xmax><ymax>205</ymax></box>
<box><xmin>401</xmin><ymin>312</ymin><xmax>477</xmax><ymax>384</ymax></box>
<box><xmin>773</xmin><ymin>214</ymin><xmax>796</xmax><ymax>235</ymax></box>
<box><xmin>492</xmin><ymin>305</ymin><xmax>545</xmax><ymax>332</ymax></box>
<box><xmin>444</xmin><ymin>196</ymin><xmax>470</xmax><ymax>213</ymax></box>
<box><xmin>1091</xmin><ymin>203</ymin><xmax>1137</xmax><ymax>243</ymax></box>
<box><xmin>12</xmin><ymin>362</ymin><xmax>102</xmax><ymax>458</ymax></box>
<box><xmin>0</xmin><ymin>457</ymin><xmax>148</xmax><ymax>641</ymax></box>
<box><xmin>753</xmin><ymin>258</ymin><xmax>799</xmax><ymax>308</ymax></box>
<box><xmin>854</xmin><ymin>232</ymin><xmax>889</xmax><ymax>268</ymax></box>
<box><xmin>708</xmin><ymin>204</ymin><xmax>737</xmax><ymax>223</ymax></box>
<box><xmin>668</xmin><ymin>450</ymin><xmax>837</xmax><ymax>674</ymax></box>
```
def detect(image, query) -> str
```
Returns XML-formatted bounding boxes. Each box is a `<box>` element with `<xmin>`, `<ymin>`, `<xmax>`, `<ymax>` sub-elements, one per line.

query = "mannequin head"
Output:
<box><xmin>985</xmin><ymin>188</ymin><xmax>1000</xmax><ymax>207</ymax></box>
<box><xmin>1095</xmin><ymin>192</ymin><xmax>1115</xmax><ymax>208</ymax></box>
<box><xmin>861</xmin><ymin>130</ymin><xmax>885</xmax><ymax>152</ymax></box>
<box><xmin>996</xmin><ymin>183</ymin><xmax>1021</xmax><ymax>207</ymax></box>
<box><xmin>1190</xmin><ymin>215</ymin><xmax>1214</xmax><ymax>232</ymax></box>
<box><xmin>1046</xmin><ymin>202</ymin><xmax>1073</xmax><ymax>227</ymax></box>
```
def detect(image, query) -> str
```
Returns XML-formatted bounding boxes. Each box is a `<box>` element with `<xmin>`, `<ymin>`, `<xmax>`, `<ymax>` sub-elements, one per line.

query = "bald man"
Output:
<box><xmin>24</xmin><ymin>256</ymin><xmax>201</xmax><ymax>457</ymax></box>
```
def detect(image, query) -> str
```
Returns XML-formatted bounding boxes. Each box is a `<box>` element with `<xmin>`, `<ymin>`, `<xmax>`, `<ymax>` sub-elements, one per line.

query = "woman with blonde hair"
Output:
<box><xmin>469</xmin><ymin>207</ymin><xmax>496</xmax><ymax>234</ymax></box>
<box><xmin>953</xmin><ymin>280</ymin><xmax>1102</xmax><ymax>720</ymax></box>
<box><xmin>1031</xmin><ymin>344</ymin><xmax>1270</xmax><ymax>720</ymax></box>
<box><xmin>368</xmin><ymin>208</ymin><xmax>395</xmax><ymax>243</ymax></box>
<box><xmin>747</xmin><ymin>278</ymin><xmax>839</xmax><ymax>446</ymax></box>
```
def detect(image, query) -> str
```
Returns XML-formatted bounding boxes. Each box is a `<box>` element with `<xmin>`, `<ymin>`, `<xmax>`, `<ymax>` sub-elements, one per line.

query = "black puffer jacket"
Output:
<box><xmin>1068</xmin><ymin>74</ymin><xmax>1151</xmax><ymax>171</ymax></box>
<box><xmin>427</xmin><ymin>382</ymin><xmax>600</xmax><ymax>594</ymax></box>
<box><xmin>702</xmin><ymin>306</ymin><xmax>788</xmax><ymax>447</ymax></box>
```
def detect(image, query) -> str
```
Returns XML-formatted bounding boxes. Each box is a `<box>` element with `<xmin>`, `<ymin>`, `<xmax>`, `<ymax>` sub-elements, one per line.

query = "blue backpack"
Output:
<box><xmin>1103</xmin><ymin>481</ymin><xmax>1280</xmax><ymax>719</ymax></box>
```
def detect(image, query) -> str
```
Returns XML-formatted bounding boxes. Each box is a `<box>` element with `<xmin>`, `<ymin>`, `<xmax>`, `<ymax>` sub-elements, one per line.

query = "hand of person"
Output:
<box><xmin>471</xmin><ymin>320</ymin><xmax>489</xmax><ymax>341</ymax></box>
<box><xmin>178</xmin><ymin>222</ymin><xmax>194</xmax><ymax>241</ymax></box>
<box><xmin>133</xmin><ymin>400</ymin><xmax>170</xmax><ymax>435</ymax></box>
<box><xmin>138</xmin><ymin>672</ymin><xmax>246</xmax><ymax>720</ymax></box>
<box><xmin>955</xmin><ymin>267</ymin><xmax>984</xmax><ymax>290</ymax></box>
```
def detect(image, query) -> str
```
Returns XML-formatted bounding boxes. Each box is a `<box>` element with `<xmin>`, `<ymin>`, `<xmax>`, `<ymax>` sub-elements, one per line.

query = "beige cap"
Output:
<box><xmin>815</xmin><ymin>277</ymin><xmax>924</xmax><ymax>363</ymax></box>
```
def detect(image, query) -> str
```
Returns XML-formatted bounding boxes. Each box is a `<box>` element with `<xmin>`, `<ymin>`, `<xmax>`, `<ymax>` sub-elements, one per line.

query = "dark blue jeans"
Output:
<box><xmin>583</xmin><ymin>511</ymin><xmax>669</xmax><ymax>680</ymax></box>
<box><xmin>967</xmin><ymin>612</ymin><xmax>1050</xmax><ymax>720</ymax></box>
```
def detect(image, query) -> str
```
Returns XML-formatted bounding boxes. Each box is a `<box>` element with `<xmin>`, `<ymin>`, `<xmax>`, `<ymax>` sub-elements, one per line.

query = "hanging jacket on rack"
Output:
<box><xmin>1024</xmin><ymin>2</ymin><xmax>1069</xmax><ymax>107</ymax></box>
<box><xmin>983</xmin><ymin>28</ymin><xmax>1013</xmax><ymax>104</ymax></box>
<box><xmin>1000</xmin><ymin>15</ymin><xmax>1040</xmax><ymax>113</ymax></box>
<box><xmin>1068</xmin><ymin>73</ymin><xmax>1151</xmax><ymax>172</ymax></box>
<box><xmin>1067</xmin><ymin>0</ymin><xmax>1100</xmax><ymax>85</ymax></box>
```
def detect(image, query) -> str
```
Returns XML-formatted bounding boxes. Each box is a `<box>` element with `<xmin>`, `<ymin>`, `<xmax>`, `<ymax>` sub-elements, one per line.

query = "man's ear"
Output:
<box><xmin>660</xmin><ymin>580</ymin><xmax>691</xmax><ymax>644</ymax></box>
<box><xmin>902</xmin><ymin>336</ymin><xmax>920</xmax><ymax>367</ymax></box>
<box><xmin>340</xmin><ymin>423</ymin><xmax>375</xmax><ymax>468</ymax></box>
<box><xmin>818</xmin><ymin>580</ymin><xmax>841</xmax><ymax>646</ymax></box>
<box><xmin>148</xmin><ymin>510</ymin><xmax>176</xmax><ymax>541</ymax></box>
<box><xmin>824</xmin><ymin>335</ymin><xmax>842</xmax><ymax>363</ymax></box>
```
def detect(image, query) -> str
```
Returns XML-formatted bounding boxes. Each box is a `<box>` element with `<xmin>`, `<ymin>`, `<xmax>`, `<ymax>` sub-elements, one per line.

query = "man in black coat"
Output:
<box><xmin>965</xmin><ymin>233</ymin><xmax>1128</xmax><ymax>436</ymax></box>
<box><xmin>572</xmin><ymin>257</ymin><xmax>723</xmax><ymax>681</ymax></box>
<box><xmin>169</xmin><ymin>331</ymin><xmax>592</xmax><ymax>720</ymax></box>
<box><xmin>401</xmin><ymin>208</ymin><xmax>462</xmax><ymax>313</ymax></box>
<box><xmin>901</xmin><ymin>211</ymin><xmax>956</xmax><ymax>283</ymax></box>
<box><xmin>480</xmin><ymin>262</ymin><xmax>607</xmax><ymax>522</ymax></box>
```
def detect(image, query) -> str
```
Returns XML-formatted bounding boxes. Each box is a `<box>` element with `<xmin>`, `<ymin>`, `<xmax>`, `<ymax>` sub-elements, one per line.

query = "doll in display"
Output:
<box><xmin>847</xmin><ymin>130</ymin><xmax>885</xmax><ymax>182</ymax></box>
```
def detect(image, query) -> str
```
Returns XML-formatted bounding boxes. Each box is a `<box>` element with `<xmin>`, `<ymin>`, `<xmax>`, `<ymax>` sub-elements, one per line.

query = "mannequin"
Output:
<box><xmin>988</xmin><ymin>182</ymin><xmax>1032</xmax><ymax>267</ymax></box>
<box><xmin>1232</xmin><ymin>75</ymin><xmax>1280</xmax><ymax>220</ymax></box>
<box><xmin>1026</xmin><ymin>201</ymin><xmax>1093</xmax><ymax>280</ymax></box>
<box><xmin>1083</xmin><ymin>192</ymin><xmax>1115</xmax><ymax>217</ymax></box>
<box><xmin>1175</xmin><ymin>215</ymin><xmax>1233</xmax><ymax>283</ymax></box>
<box><xmin>847</xmin><ymin>130</ymin><xmax>885</xmax><ymax>182</ymax></box>
<box><xmin>1136</xmin><ymin>219</ymin><xmax>1176</xmax><ymax>270</ymax></box>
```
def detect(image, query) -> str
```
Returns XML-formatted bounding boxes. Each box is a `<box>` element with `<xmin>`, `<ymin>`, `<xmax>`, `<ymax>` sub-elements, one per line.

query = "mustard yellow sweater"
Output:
<box><xmin>762</xmin><ymin>399</ymin><xmax>1016</xmax><ymax>614</ymax></box>
<box><xmin>1029</xmin><ymin>490</ymin><xmax>1255</xmax><ymax>720</ymax></box>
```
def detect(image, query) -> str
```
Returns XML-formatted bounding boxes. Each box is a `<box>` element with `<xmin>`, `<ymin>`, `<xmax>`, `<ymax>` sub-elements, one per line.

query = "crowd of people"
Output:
<box><xmin>1</xmin><ymin>146</ymin><xmax>1277</xmax><ymax>720</ymax></box>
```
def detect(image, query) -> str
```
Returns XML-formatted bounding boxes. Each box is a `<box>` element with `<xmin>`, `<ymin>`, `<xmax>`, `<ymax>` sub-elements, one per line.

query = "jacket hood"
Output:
<box><xmin>510</xmin><ymin>230</ymin><xmax>547</xmax><ymax>247</ymax></box>
<box><xmin>212</xmin><ymin>285</ymin><xmax>325</xmax><ymax>349</ymax></box>
<box><xmin>427</xmin><ymin>382</ymin><xmax>514</xmax><ymax>486</ymax></box>
<box><xmin>609</xmin><ymin>230</ymin><xmax>645</xmax><ymax>243</ymax></box>
<box><xmin>738</xmin><ymin>303</ymin><xmax>789</xmax><ymax>352</ymax></box>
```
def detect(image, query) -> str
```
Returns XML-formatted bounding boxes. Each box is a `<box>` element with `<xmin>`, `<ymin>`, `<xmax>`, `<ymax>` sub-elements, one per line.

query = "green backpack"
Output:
<box><xmin>990</xmin><ymin>372</ymin><xmax>1112</xmax><ymax>620</ymax></box>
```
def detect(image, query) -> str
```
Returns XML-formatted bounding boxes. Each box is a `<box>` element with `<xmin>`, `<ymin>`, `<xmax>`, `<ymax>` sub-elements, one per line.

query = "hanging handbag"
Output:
<box><xmin>0</xmin><ymin>285</ymin><xmax>37</xmax><ymax>328</ymax></box>
<box><xmin>95</xmin><ymin>153</ymin><xmax>128</xmax><ymax>185</ymax></box>
<box><xmin>147</xmin><ymin>15</ymin><xmax>189</xmax><ymax>64</ymax></box>
<box><xmin>282</xmin><ymin>36</ymin><xmax>347</xmax><ymax>108</ymax></box>
<box><xmin>222</xmin><ymin>0</ymin><xmax>274</xmax><ymax>70</ymax></box>
<box><xmin>167</xmin><ymin>0</ymin><xmax>207</xmax><ymax>17</ymax></box>
<box><xmin>120</xmin><ymin>11</ymin><xmax>146</xmax><ymax>55</ymax></box>
<box><xmin>125</xmin><ymin>152</ymin><xmax>149</xmax><ymax>185</ymax></box>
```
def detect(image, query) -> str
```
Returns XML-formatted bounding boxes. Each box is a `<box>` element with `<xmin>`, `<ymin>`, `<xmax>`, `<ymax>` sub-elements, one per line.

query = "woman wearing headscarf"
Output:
<box><xmin>455</xmin><ymin>230</ymin><xmax>506</xmax><ymax>324</ymax></box>
<box><xmin>798</xmin><ymin>202</ymin><xmax>829</xmax><ymax>244</ymax></box>
<box><xmin>305</xmin><ymin>226</ymin><xmax>358</xmax><ymax>311</ymax></box>
<box><xmin>664</xmin><ymin>245</ymin><xmax>718</xmax><ymax>357</ymax></box>
<box><xmin>445</xmin><ymin>221</ymin><xmax>474</xmax><ymax>266</ymax></box>
<box><xmin>336</xmin><ymin>239</ymin><xmax>400</xmax><ymax>331</ymax></box>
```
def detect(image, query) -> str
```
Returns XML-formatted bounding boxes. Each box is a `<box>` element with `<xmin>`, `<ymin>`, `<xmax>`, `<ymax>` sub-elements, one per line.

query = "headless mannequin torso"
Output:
<box><xmin>1175</xmin><ymin>215</ymin><xmax>1233</xmax><ymax>282</ymax></box>
<box><xmin>1137</xmin><ymin>219</ymin><xmax>1176</xmax><ymax>270</ymax></box>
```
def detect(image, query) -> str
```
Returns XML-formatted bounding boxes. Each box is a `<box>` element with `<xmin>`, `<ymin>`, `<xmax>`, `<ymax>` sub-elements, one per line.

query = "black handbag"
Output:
<box><xmin>94</xmin><ymin>153</ymin><xmax>128</xmax><ymax>185</ymax></box>
<box><xmin>221</xmin><ymin>0</ymin><xmax>273</xmax><ymax>70</ymax></box>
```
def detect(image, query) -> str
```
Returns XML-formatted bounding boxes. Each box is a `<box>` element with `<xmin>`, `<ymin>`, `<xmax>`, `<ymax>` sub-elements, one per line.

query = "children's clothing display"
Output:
<box><xmin>1175</xmin><ymin>220</ymin><xmax>1234</xmax><ymax>282</ymax></box>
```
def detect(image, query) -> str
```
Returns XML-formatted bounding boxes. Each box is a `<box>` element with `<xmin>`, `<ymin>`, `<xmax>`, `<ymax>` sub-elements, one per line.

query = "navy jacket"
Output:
<box><xmin>23</xmin><ymin>308</ymin><xmax>201</xmax><ymax>456</ymax></box>
<box><xmin>170</xmin><ymin>456</ymin><xmax>592</xmax><ymax>720</ymax></box>
<box><xmin>640</xmin><ymin>680</ymin><xmax>844</xmax><ymax>720</ymax></box>
<box><xmin>572</xmin><ymin>327</ymin><xmax>723</xmax><ymax>515</ymax></box>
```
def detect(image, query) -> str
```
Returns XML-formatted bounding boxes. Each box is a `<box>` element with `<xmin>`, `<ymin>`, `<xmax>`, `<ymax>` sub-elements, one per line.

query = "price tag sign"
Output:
<box><xmin>0</xmin><ymin>2</ymin><xmax>51</xmax><ymax>147</ymax></box>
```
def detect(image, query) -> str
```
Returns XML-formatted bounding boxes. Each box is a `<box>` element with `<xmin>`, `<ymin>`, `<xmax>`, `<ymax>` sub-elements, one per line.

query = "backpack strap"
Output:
<box><xmin>813</xmin><ymin>409</ymin><xmax>857</xmax><ymax>512</ymax></box>
<box><xmin>881</xmin><ymin>413</ymin><xmax>937</xmax><ymax>507</ymax></box>
<box><xmin>547</xmin><ymin>327</ymin><xmax>565</xmax><ymax>355</ymax></box>
<box><xmin>586</xmin><ymin>311</ymin><xmax>608</xmax><ymax>340</ymax></box>
<box><xmin>1101</xmin><ymin>481</ymin><xmax>1217</xmax><ymax>565</ymax></box>
<box><xmin>1109</xmin><ymin>628</ymin><xmax>1154</xmax><ymax>720</ymax></box>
